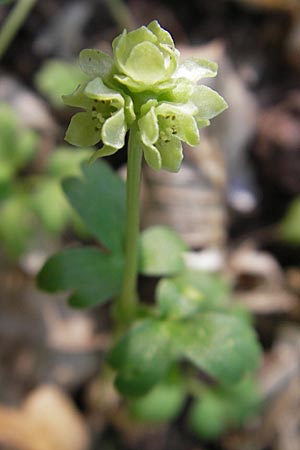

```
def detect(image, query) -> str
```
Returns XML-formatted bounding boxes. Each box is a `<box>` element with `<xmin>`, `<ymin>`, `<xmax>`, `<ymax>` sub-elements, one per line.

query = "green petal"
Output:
<box><xmin>79</xmin><ymin>49</ymin><xmax>114</xmax><ymax>80</ymax></box>
<box><xmin>65</xmin><ymin>112</ymin><xmax>101</xmax><ymax>147</ymax></box>
<box><xmin>89</xmin><ymin>145</ymin><xmax>119</xmax><ymax>163</ymax></box>
<box><xmin>113</xmin><ymin>27</ymin><xmax>156</xmax><ymax>73</ymax></box>
<box><xmin>147</xmin><ymin>20</ymin><xmax>174</xmax><ymax>47</ymax></box>
<box><xmin>193</xmin><ymin>85</ymin><xmax>228</xmax><ymax>119</ymax></box>
<box><xmin>138</xmin><ymin>107</ymin><xmax>159</xmax><ymax>146</ymax></box>
<box><xmin>142</xmin><ymin>143</ymin><xmax>162</xmax><ymax>171</ymax></box>
<box><xmin>102</xmin><ymin>108</ymin><xmax>126</xmax><ymax>148</ymax></box>
<box><xmin>62</xmin><ymin>83</ymin><xmax>93</xmax><ymax>109</ymax></box>
<box><xmin>156</xmin><ymin>137</ymin><xmax>183</xmax><ymax>172</ymax></box>
<box><xmin>124</xmin><ymin>94</ymin><xmax>136</xmax><ymax>125</ymax></box>
<box><xmin>85</xmin><ymin>77</ymin><xmax>124</xmax><ymax>108</ymax></box>
<box><xmin>174</xmin><ymin>58</ymin><xmax>218</xmax><ymax>82</ymax></box>
<box><xmin>125</xmin><ymin>41</ymin><xmax>166</xmax><ymax>84</ymax></box>
<box><xmin>166</xmin><ymin>79</ymin><xmax>194</xmax><ymax>103</ymax></box>
<box><xmin>114</xmin><ymin>74</ymin><xmax>147</xmax><ymax>93</ymax></box>
<box><xmin>156</xmin><ymin>103</ymin><xmax>200</xmax><ymax>146</ymax></box>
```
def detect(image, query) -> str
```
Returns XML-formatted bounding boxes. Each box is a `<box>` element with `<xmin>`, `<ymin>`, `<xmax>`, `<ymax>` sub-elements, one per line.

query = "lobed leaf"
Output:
<box><xmin>169</xmin><ymin>312</ymin><xmax>261</xmax><ymax>385</ymax></box>
<box><xmin>62</xmin><ymin>161</ymin><xmax>126</xmax><ymax>253</ymax></box>
<box><xmin>108</xmin><ymin>319</ymin><xmax>174</xmax><ymax>396</ymax></box>
<box><xmin>37</xmin><ymin>247</ymin><xmax>123</xmax><ymax>308</ymax></box>
<box><xmin>139</xmin><ymin>226</ymin><xmax>187</xmax><ymax>276</ymax></box>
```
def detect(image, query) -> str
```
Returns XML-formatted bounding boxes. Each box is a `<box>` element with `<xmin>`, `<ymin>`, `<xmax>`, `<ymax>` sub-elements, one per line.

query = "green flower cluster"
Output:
<box><xmin>64</xmin><ymin>20</ymin><xmax>227</xmax><ymax>172</ymax></box>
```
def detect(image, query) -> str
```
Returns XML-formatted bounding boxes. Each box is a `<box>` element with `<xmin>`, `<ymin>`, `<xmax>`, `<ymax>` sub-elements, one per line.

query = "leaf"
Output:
<box><xmin>139</xmin><ymin>226</ymin><xmax>187</xmax><ymax>276</ymax></box>
<box><xmin>188</xmin><ymin>377</ymin><xmax>260</xmax><ymax>439</ymax></box>
<box><xmin>62</xmin><ymin>161</ymin><xmax>126</xmax><ymax>253</ymax></box>
<box><xmin>129</xmin><ymin>374</ymin><xmax>186</xmax><ymax>423</ymax></box>
<box><xmin>0</xmin><ymin>193</ymin><xmax>33</xmax><ymax>258</ymax></box>
<box><xmin>32</xmin><ymin>177</ymin><xmax>72</xmax><ymax>233</ymax></box>
<box><xmin>108</xmin><ymin>319</ymin><xmax>174</xmax><ymax>396</ymax></box>
<box><xmin>278</xmin><ymin>197</ymin><xmax>300</xmax><ymax>244</ymax></box>
<box><xmin>35</xmin><ymin>60</ymin><xmax>88</xmax><ymax>108</ymax></box>
<box><xmin>37</xmin><ymin>247</ymin><xmax>123</xmax><ymax>308</ymax></box>
<box><xmin>170</xmin><ymin>312</ymin><xmax>261</xmax><ymax>385</ymax></box>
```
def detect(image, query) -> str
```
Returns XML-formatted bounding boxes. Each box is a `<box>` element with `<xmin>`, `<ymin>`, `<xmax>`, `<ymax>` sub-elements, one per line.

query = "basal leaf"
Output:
<box><xmin>188</xmin><ymin>377</ymin><xmax>260</xmax><ymax>439</ymax></box>
<box><xmin>62</xmin><ymin>161</ymin><xmax>126</xmax><ymax>253</ymax></box>
<box><xmin>169</xmin><ymin>312</ymin><xmax>260</xmax><ymax>385</ymax></box>
<box><xmin>108</xmin><ymin>319</ymin><xmax>174</xmax><ymax>396</ymax></box>
<box><xmin>37</xmin><ymin>247</ymin><xmax>123</xmax><ymax>308</ymax></box>
<box><xmin>156</xmin><ymin>271</ymin><xmax>231</xmax><ymax>319</ymax></box>
<box><xmin>129</xmin><ymin>374</ymin><xmax>186</xmax><ymax>423</ymax></box>
<box><xmin>139</xmin><ymin>226</ymin><xmax>187</xmax><ymax>276</ymax></box>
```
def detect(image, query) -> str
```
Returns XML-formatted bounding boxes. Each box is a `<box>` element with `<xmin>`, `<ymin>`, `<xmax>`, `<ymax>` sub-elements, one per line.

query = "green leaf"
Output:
<box><xmin>32</xmin><ymin>177</ymin><xmax>72</xmax><ymax>233</ymax></box>
<box><xmin>278</xmin><ymin>197</ymin><xmax>300</xmax><ymax>244</ymax></box>
<box><xmin>139</xmin><ymin>226</ymin><xmax>187</xmax><ymax>276</ymax></box>
<box><xmin>37</xmin><ymin>247</ymin><xmax>123</xmax><ymax>308</ymax></box>
<box><xmin>0</xmin><ymin>193</ymin><xmax>33</xmax><ymax>258</ymax></box>
<box><xmin>156</xmin><ymin>270</ymin><xmax>231</xmax><ymax>319</ymax></box>
<box><xmin>35</xmin><ymin>60</ymin><xmax>87</xmax><ymax>108</ymax></box>
<box><xmin>62</xmin><ymin>161</ymin><xmax>126</xmax><ymax>253</ymax></box>
<box><xmin>188</xmin><ymin>377</ymin><xmax>260</xmax><ymax>439</ymax></box>
<box><xmin>79</xmin><ymin>49</ymin><xmax>114</xmax><ymax>80</ymax></box>
<box><xmin>108</xmin><ymin>319</ymin><xmax>174</xmax><ymax>396</ymax></box>
<box><xmin>170</xmin><ymin>312</ymin><xmax>261</xmax><ymax>385</ymax></box>
<box><xmin>46</xmin><ymin>147</ymin><xmax>92</xmax><ymax>179</ymax></box>
<box><xmin>129</xmin><ymin>374</ymin><xmax>186</xmax><ymax>423</ymax></box>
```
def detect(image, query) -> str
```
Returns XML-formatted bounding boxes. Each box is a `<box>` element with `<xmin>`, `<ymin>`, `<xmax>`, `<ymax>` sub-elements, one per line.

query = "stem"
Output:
<box><xmin>103</xmin><ymin>0</ymin><xmax>136</xmax><ymax>31</ymax></box>
<box><xmin>0</xmin><ymin>0</ymin><xmax>37</xmax><ymax>60</ymax></box>
<box><xmin>115</xmin><ymin>122</ymin><xmax>143</xmax><ymax>325</ymax></box>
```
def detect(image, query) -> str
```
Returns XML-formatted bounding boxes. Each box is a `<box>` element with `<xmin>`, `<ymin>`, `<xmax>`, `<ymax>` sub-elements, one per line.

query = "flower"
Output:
<box><xmin>63</xmin><ymin>77</ymin><xmax>135</xmax><ymax>157</ymax></box>
<box><xmin>63</xmin><ymin>20</ymin><xmax>228</xmax><ymax>172</ymax></box>
<box><xmin>112</xmin><ymin>20</ymin><xmax>179</xmax><ymax>92</ymax></box>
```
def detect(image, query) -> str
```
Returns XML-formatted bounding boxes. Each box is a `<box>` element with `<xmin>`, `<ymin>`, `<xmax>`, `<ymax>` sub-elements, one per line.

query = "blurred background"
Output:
<box><xmin>1</xmin><ymin>0</ymin><xmax>300</xmax><ymax>449</ymax></box>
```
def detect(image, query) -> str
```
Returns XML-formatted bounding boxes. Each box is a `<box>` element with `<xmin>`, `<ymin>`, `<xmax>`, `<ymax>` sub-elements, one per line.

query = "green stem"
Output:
<box><xmin>103</xmin><ymin>0</ymin><xmax>136</xmax><ymax>31</ymax></box>
<box><xmin>115</xmin><ymin>122</ymin><xmax>143</xmax><ymax>325</ymax></box>
<box><xmin>0</xmin><ymin>0</ymin><xmax>37</xmax><ymax>60</ymax></box>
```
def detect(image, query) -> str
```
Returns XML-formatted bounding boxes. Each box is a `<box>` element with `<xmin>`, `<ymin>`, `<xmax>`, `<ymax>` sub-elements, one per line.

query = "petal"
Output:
<box><xmin>89</xmin><ymin>145</ymin><xmax>119</xmax><ymax>163</ymax></box>
<box><xmin>124</xmin><ymin>94</ymin><xmax>136</xmax><ymax>125</ymax></box>
<box><xmin>156</xmin><ymin>102</ymin><xmax>200</xmax><ymax>146</ymax></box>
<box><xmin>114</xmin><ymin>74</ymin><xmax>147</xmax><ymax>92</ymax></box>
<box><xmin>147</xmin><ymin>20</ymin><xmax>175</xmax><ymax>47</ymax></box>
<box><xmin>125</xmin><ymin>42</ymin><xmax>166</xmax><ymax>84</ymax></box>
<box><xmin>113</xmin><ymin>27</ymin><xmax>156</xmax><ymax>73</ymax></box>
<box><xmin>65</xmin><ymin>112</ymin><xmax>101</xmax><ymax>147</ymax></box>
<box><xmin>85</xmin><ymin>77</ymin><xmax>124</xmax><ymax>108</ymax></box>
<box><xmin>165</xmin><ymin>79</ymin><xmax>194</xmax><ymax>103</ymax></box>
<box><xmin>192</xmin><ymin>85</ymin><xmax>228</xmax><ymax>119</ymax></box>
<box><xmin>63</xmin><ymin>83</ymin><xmax>93</xmax><ymax>109</ymax></box>
<box><xmin>156</xmin><ymin>101</ymin><xmax>198</xmax><ymax>117</ymax></box>
<box><xmin>156</xmin><ymin>137</ymin><xmax>183</xmax><ymax>172</ymax></box>
<box><xmin>79</xmin><ymin>49</ymin><xmax>114</xmax><ymax>80</ymax></box>
<box><xmin>102</xmin><ymin>108</ymin><xmax>126</xmax><ymax>148</ymax></box>
<box><xmin>174</xmin><ymin>58</ymin><xmax>218</xmax><ymax>82</ymax></box>
<box><xmin>160</xmin><ymin>44</ymin><xmax>180</xmax><ymax>78</ymax></box>
<box><xmin>142</xmin><ymin>143</ymin><xmax>162</xmax><ymax>171</ymax></box>
<box><xmin>138</xmin><ymin>107</ymin><xmax>159</xmax><ymax>146</ymax></box>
